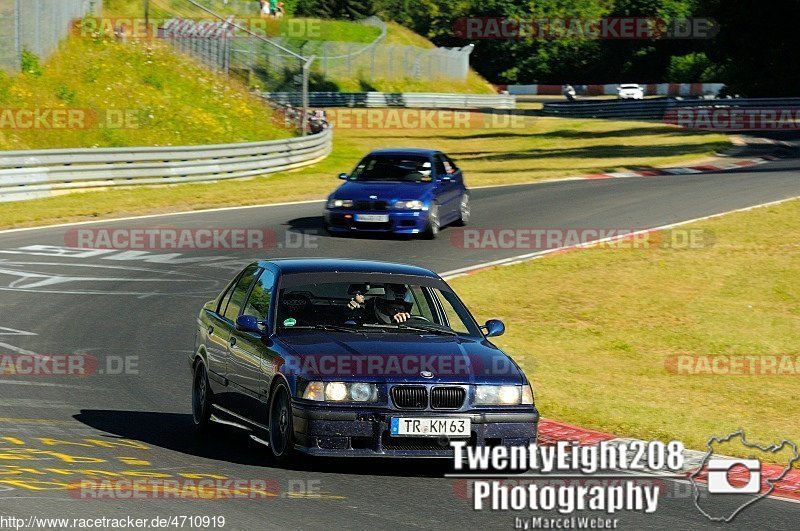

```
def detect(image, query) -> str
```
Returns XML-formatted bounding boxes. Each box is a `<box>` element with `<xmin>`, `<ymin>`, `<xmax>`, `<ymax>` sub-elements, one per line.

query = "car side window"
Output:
<box><xmin>409</xmin><ymin>286</ymin><xmax>435</xmax><ymax>321</ymax></box>
<box><xmin>443</xmin><ymin>154</ymin><xmax>459</xmax><ymax>173</ymax></box>
<box><xmin>243</xmin><ymin>269</ymin><xmax>275</xmax><ymax>321</ymax></box>
<box><xmin>431</xmin><ymin>289</ymin><xmax>471</xmax><ymax>334</ymax></box>
<box><xmin>215</xmin><ymin>277</ymin><xmax>239</xmax><ymax>314</ymax></box>
<box><xmin>433</xmin><ymin>155</ymin><xmax>447</xmax><ymax>177</ymax></box>
<box><xmin>222</xmin><ymin>265</ymin><xmax>260</xmax><ymax>322</ymax></box>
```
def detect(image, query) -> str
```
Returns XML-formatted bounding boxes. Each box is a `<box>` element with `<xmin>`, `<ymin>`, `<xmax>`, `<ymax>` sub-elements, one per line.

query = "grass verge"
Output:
<box><xmin>0</xmin><ymin>115</ymin><xmax>728</xmax><ymax>228</ymax></box>
<box><xmin>449</xmin><ymin>198</ymin><xmax>800</xmax><ymax>462</ymax></box>
<box><xmin>0</xmin><ymin>35</ymin><xmax>288</xmax><ymax>150</ymax></box>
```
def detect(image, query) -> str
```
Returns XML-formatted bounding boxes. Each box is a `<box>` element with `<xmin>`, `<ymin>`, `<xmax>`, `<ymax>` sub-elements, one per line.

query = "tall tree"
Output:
<box><xmin>704</xmin><ymin>0</ymin><xmax>800</xmax><ymax>96</ymax></box>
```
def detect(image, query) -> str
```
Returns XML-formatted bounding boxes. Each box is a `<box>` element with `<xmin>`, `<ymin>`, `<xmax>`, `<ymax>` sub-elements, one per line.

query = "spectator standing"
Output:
<box><xmin>259</xmin><ymin>0</ymin><xmax>270</xmax><ymax>18</ymax></box>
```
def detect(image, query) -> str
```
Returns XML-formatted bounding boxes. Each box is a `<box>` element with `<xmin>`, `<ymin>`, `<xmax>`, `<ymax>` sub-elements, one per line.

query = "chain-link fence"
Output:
<box><xmin>160</xmin><ymin>0</ymin><xmax>313</xmax><ymax>132</ymax></box>
<box><xmin>313</xmin><ymin>41</ymin><xmax>474</xmax><ymax>82</ymax></box>
<box><xmin>158</xmin><ymin>9</ymin><xmax>471</xmax><ymax>88</ymax></box>
<box><xmin>0</xmin><ymin>0</ymin><xmax>101</xmax><ymax>72</ymax></box>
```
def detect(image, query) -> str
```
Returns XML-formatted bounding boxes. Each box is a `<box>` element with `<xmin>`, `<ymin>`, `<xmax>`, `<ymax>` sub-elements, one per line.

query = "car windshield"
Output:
<box><xmin>620</xmin><ymin>84</ymin><xmax>640</xmax><ymax>89</ymax></box>
<box><xmin>348</xmin><ymin>154</ymin><xmax>433</xmax><ymax>183</ymax></box>
<box><xmin>276</xmin><ymin>280</ymin><xmax>480</xmax><ymax>336</ymax></box>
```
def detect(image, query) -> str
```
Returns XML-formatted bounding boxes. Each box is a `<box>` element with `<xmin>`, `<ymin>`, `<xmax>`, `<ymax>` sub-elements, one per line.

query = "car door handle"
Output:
<box><xmin>229</xmin><ymin>337</ymin><xmax>237</xmax><ymax>347</ymax></box>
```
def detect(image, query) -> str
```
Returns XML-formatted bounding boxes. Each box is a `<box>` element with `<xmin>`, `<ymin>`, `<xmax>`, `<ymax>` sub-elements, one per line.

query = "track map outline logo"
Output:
<box><xmin>690</xmin><ymin>429</ymin><xmax>800</xmax><ymax>522</ymax></box>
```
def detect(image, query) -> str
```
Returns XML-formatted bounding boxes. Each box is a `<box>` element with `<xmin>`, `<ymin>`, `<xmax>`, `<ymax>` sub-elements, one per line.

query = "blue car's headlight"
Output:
<box><xmin>302</xmin><ymin>381</ymin><xmax>378</xmax><ymax>402</ymax></box>
<box><xmin>327</xmin><ymin>199</ymin><xmax>354</xmax><ymax>209</ymax></box>
<box><xmin>474</xmin><ymin>384</ymin><xmax>534</xmax><ymax>405</ymax></box>
<box><xmin>392</xmin><ymin>200</ymin><xmax>425</xmax><ymax>210</ymax></box>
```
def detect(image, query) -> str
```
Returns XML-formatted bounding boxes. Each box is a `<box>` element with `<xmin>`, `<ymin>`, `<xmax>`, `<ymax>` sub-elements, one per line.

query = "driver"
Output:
<box><xmin>346</xmin><ymin>284</ymin><xmax>412</xmax><ymax>324</ymax></box>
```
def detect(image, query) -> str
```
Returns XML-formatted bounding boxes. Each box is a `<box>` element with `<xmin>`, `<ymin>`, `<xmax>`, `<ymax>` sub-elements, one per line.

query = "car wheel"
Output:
<box><xmin>422</xmin><ymin>204</ymin><xmax>440</xmax><ymax>239</ymax></box>
<box><xmin>268</xmin><ymin>381</ymin><xmax>295</xmax><ymax>463</ymax></box>
<box><xmin>192</xmin><ymin>361</ymin><xmax>213</xmax><ymax>432</ymax></box>
<box><xmin>455</xmin><ymin>194</ymin><xmax>470</xmax><ymax>226</ymax></box>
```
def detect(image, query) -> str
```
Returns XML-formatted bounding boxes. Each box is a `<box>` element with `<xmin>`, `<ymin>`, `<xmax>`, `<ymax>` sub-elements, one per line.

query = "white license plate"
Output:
<box><xmin>390</xmin><ymin>417</ymin><xmax>471</xmax><ymax>437</ymax></box>
<box><xmin>355</xmin><ymin>214</ymin><xmax>389</xmax><ymax>223</ymax></box>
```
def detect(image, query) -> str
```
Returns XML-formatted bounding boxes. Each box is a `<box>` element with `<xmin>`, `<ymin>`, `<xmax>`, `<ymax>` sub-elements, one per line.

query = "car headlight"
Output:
<box><xmin>392</xmin><ymin>200</ymin><xmax>425</xmax><ymax>210</ymax></box>
<box><xmin>301</xmin><ymin>381</ymin><xmax>378</xmax><ymax>402</ymax></box>
<box><xmin>302</xmin><ymin>381</ymin><xmax>324</xmax><ymax>401</ymax></box>
<box><xmin>522</xmin><ymin>383</ymin><xmax>534</xmax><ymax>405</ymax></box>
<box><xmin>325</xmin><ymin>382</ymin><xmax>348</xmax><ymax>401</ymax></box>
<box><xmin>349</xmin><ymin>382</ymin><xmax>377</xmax><ymax>402</ymax></box>
<box><xmin>474</xmin><ymin>385</ymin><xmax>529</xmax><ymax>405</ymax></box>
<box><xmin>327</xmin><ymin>199</ymin><xmax>354</xmax><ymax>209</ymax></box>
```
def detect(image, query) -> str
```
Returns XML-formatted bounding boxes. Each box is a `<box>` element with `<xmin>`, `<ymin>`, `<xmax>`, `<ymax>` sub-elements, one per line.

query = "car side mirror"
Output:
<box><xmin>338</xmin><ymin>173</ymin><xmax>348</xmax><ymax>180</ymax></box>
<box><xmin>236</xmin><ymin>315</ymin><xmax>265</xmax><ymax>334</ymax></box>
<box><xmin>483</xmin><ymin>319</ymin><xmax>505</xmax><ymax>338</ymax></box>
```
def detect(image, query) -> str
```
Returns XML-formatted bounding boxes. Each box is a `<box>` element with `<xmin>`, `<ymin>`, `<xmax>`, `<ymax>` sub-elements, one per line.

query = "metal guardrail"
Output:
<box><xmin>0</xmin><ymin>129</ymin><xmax>333</xmax><ymax>203</ymax></box>
<box><xmin>542</xmin><ymin>97</ymin><xmax>800</xmax><ymax>119</ymax></box>
<box><xmin>264</xmin><ymin>92</ymin><xmax>516</xmax><ymax>110</ymax></box>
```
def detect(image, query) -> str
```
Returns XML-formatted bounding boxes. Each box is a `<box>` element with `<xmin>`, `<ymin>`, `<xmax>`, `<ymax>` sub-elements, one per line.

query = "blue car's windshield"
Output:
<box><xmin>348</xmin><ymin>155</ymin><xmax>433</xmax><ymax>183</ymax></box>
<box><xmin>276</xmin><ymin>281</ymin><xmax>480</xmax><ymax>336</ymax></box>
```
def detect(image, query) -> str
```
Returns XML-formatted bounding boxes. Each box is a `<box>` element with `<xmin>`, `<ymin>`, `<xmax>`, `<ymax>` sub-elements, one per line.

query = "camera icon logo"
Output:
<box><xmin>707</xmin><ymin>458</ymin><xmax>761</xmax><ymax>494</ymax></box>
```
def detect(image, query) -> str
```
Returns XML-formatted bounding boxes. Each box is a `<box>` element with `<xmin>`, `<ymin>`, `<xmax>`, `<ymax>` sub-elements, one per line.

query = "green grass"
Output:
<box><xmin>0</xmin><ymin>114</ymin><xmax>727</xmax><ymax>228</ymax></box>
<box><xmin>0</xmin><ymin>35</ymin><xmax>288</xmax><ymax>150</ymax></box>
<box><xmin>449</xmin><ymin>199</ymin><xmax>800</xmax><ymax>462</ymax></box>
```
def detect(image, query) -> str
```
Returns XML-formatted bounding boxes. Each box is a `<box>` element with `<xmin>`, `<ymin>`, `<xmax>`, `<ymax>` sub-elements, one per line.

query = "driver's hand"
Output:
<box><xmin>392</xmin><ymin>312</ymin><xmax>412</xmax><ymax>323</ymax></box>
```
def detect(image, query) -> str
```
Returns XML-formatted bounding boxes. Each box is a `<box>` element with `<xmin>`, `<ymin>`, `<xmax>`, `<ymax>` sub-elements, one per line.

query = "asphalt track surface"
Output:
<box><xmin>0</xmin><ymin>154</ymin><xmax>799</xmax><ymax>530</ymax></box>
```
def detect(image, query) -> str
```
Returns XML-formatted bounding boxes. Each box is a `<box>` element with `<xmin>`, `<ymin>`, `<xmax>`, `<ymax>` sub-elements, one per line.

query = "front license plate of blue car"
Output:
<box><xmin>355</xmin><ymin>214</ymin><xmax>390</xmax><ymax>222</ymax></box>
<box><xmin>390</xmin><ymin>417</ymin><xmax>471</xmax><ymax>437</ymax></box>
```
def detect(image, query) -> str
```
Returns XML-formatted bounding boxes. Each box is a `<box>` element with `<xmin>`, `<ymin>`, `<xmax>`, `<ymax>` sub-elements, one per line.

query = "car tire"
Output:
<box><xmin>454</xmin><ymin>194</ymin><xmax>470</xmax><ymax>226</ymax></box>
<box><xmin>191</xmin><ymin>361</ymin><xmax>214</xmax><ymax>433</ymax></box>
<box><xmin>268</xmin><ymin>381</ymin><xmax>295</xmax><ymax>463</ymax></box>
<box><xmin>422</xmin><ymin>203</ymin><xmax>440</xmax><ymax>239</ymax></box>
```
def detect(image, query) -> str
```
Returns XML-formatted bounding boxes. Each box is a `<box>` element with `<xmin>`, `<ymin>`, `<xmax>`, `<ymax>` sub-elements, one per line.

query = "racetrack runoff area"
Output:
<box><xmin>448</xmin><ymin>197</ymin><xmax>800</xmax><ymax>463</ymax></box>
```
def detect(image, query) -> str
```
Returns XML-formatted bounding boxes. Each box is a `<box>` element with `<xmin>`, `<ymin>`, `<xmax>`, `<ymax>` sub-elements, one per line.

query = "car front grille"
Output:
<box><xmin>381</xmin><ymin>432</ymin><xmax>478</xmax><ymax>452</ymax></box>
<box><xmin>354</xmin><ymin>200</ymin><xmax>388</xmax><ymax>212</ymax></box>
<box><xmin>391</xmin><ymin>386</ymin><xmax>428</xmax><ymax>409</ymax></box>
<box><xmin>381</xmin><ymin>433</ymin><xmax>452</xmax><ymax>451</ymax></box>
<box><xmin>431</xmin><ymin>387</ymin><xmax>466</xmax><ymax>410</ymax></box>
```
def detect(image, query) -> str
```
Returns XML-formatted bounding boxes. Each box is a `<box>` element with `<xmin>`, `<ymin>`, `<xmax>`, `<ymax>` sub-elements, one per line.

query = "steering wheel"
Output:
<box><xmin>408</xmin><ymin>315</ymin><xmax>431</xmax><ymax>322</ymax></box>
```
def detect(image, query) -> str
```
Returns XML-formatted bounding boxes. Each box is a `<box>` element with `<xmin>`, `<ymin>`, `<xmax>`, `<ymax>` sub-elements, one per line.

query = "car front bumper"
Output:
<box><xmin>292</xmin><ymin>403</ymin><xmax>539</xmax><ymax>458</ymax></box>
<box><xmin>325</xmin><ymin>209</ymin><xmax>430</xmax><ymax>234</ymax></box>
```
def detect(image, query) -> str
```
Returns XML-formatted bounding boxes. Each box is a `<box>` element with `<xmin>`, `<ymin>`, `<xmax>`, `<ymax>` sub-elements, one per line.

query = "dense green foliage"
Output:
<box><xmin>294</xmin><ymin>0</ymin><xmax>797</xmax><ymax>96</ymax></box>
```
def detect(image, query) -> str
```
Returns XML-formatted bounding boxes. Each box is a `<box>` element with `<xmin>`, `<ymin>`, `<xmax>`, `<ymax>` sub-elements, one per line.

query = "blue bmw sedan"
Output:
<box><xmin>324</xmin><ymin>148</ymin><xmax>470</xmax><ymax>238</ymax></box>
<box><xmin>191</xmin><ymin>259</ymin><xmax>538</xmax><ymax>461</ymax></box>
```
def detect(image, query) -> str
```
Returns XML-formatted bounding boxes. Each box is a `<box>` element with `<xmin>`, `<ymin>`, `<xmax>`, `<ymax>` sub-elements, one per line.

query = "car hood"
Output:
<box><xmin>276</xmin><ymin>332</ymin><xmax>524</xmax><ymax>385</ymax></box>
<box><xmin>333</xmin><ymin>181</ymin><xmax>432</xmax><ymax>201</ymax></box>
